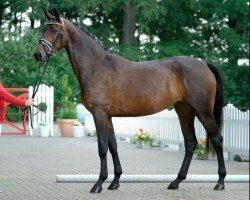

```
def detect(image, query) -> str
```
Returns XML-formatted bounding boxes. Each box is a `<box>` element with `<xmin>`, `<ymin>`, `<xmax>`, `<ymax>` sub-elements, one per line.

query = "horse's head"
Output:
<box><xmin>34</xmin><ymin>8</ymin><xmax>66</xmax><ymax>62</ymax></box>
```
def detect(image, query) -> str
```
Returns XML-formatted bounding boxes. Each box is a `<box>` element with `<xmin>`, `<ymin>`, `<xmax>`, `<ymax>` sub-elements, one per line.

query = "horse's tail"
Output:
<box><xmin>207</xmin><ymin>63</ymin><xmax>224</xmax><ymax>131</ymax></box>
<box><xmin>206</xmin><ymin>63</ymin><xmax>224</xmax><ymax>153</ymax></box>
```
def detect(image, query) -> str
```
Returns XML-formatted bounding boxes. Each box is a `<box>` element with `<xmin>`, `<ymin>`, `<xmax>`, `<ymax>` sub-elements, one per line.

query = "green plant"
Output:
<box><xmin>38</xmin><ymin>102</ymin><xmax>47</xmax><ymax>112</ymax></box>
<box><xmin>60</xmin><ymin>75</ymin><xmax>75</xmax><ymax>110</ymax></box>
<box><xmin>195</xmin><ymin>137</ymin><xmax>206</xmax><ymax>159</ymax></box>
<box><xmin>134</xmin><ymin>128</ymin><xmax>153</xmax><ymax>142</ymax></box>
<box><xmin>59</xmin><ymin>108</ymin><xmax>77</xmax><ymax>119</ymax></box>
<box><xmin>39</xmin><ymin>122</ymin><xmax>48</xmax><ymax>126</ymax></box>
<box><xmin>57</xmin><ymin>75</ymin><xmax>77</xmax><ymax>120</ymax></box>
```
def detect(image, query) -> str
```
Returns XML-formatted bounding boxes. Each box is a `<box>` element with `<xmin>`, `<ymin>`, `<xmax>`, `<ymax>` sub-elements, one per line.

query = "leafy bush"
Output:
<box><xmin>59</xmin><ymin>108</ymin><xmax>77</xmax><ymax>119</ymax></box>
<box><xmin>38</xmin><ymin>102</ymin><xmax>47</xmax><ymax>112</ymax></box>
<box><xmin>195</xmin><ymin>137</ymin><xmax>206</xmax><ymax>159</ymax></box>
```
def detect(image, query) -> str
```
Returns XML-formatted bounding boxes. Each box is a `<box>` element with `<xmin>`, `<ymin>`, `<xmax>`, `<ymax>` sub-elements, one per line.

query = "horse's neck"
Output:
<box><xmin>64</xmin><ymin>22</ymin><xmax>105</xmax><ymax>82</ymax></box>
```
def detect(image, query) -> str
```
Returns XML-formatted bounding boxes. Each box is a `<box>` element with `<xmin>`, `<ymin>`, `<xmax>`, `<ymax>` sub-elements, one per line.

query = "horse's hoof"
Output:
<box><xmin>108</xmin><ymin>182</ymin><xmax>120</xmax><ymax>190</ymax></box>
<box><xmin>213</xmin><ymin>183</ymin><xmax>225</xmax><ymax>190</ymax></box>
<box><xmin>167</xmin><ymin>182</ymin><xmax>179</xmax><ymax>190</ymax></box>
<box><xmin>90</xmin><ymin>184</ymin><xmax>102</xmax><ymax>193</ymax></box>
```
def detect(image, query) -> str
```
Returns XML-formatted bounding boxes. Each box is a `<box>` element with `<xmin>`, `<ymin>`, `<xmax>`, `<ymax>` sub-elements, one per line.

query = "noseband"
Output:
<box><xmin>39</xmin><ymin>18</ymin><xmax>64</xmax><ymax>57</ymax></box>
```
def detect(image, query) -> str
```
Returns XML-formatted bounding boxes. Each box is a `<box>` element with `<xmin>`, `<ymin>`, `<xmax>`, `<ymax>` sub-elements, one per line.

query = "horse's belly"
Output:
<box><xmin>110</xmin><ymin>94</ymin><xmax>177</xmax><ymax>117</ymax></box>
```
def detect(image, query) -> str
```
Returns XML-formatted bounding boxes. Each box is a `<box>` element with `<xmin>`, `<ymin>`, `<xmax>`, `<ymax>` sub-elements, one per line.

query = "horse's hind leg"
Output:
<box><xmin>107</xmin><ymin>118</ymin><xmax>122</xmax><ymax>190</ymax></box>
<box><xmin>168</xmin><ymin>102</ymin><xmax>197</xmax><ymax>190</ymax></box>
<box><xmin>197</xmin><ymin>113</ymin><xmax>226</xmax><ymax>190</ymax></box>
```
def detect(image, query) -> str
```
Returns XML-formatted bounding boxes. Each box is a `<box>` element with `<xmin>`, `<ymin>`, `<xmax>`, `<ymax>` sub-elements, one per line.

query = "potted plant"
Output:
<box><xmin>195</xmin><ymin>137</ymin><xmax>206</xmax><ymax>159</ymax></box>
<box><xmin>195</xmin><ymin>137</ymin><xmax>216</xmax><ymax>159</ymax></box>
<box><xmin>57</xmin><ymin>75</ymin><xmax>77</xmax><ymax>137</ymax></box>
<box><xmin>72</xmin><ymin>121</ymin><xmax>85</xmax><ymax>137</ymax></box>
<box><xmin>38</xmin><ymin>102</ymin><xmax>47</xmax><ymax>112</ymax></box>
<box><xmin>58</xmin><ymin>108</ymin><xmax>77</xmax><ymax>137</ymax></box>
<box><xmin>134</xmin><ymin>128</ymin><xmax>153</xmax><ymax>149</ymax></box>
<box><xmin>39</xmin><ymin>122</ymin><xmax>50</xmax><ymax>137</ymax></box>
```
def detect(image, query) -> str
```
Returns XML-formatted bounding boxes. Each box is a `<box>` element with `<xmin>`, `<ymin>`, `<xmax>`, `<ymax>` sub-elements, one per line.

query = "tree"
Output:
<box><xmin>0</xmin><ymin>0</ymin><xmax>249</xmax><ymax>110</ymax></box>
<box><xmin>122</xmin><ymin>0</ymin><xmax>136</xmax><ymax>45</ymax></box>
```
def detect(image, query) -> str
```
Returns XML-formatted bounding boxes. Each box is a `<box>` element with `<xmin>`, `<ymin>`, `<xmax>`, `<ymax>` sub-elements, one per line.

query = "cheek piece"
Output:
<box><xmin>38</xmin><ymin>18</ymin><xmax>64</xmax><ymax>57</ymax></box>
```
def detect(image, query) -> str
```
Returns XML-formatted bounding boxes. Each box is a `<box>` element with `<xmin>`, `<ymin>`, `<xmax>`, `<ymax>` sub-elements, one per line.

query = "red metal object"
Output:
<box><xmin>1</xmin><ymin>88</ymin><xmax>29</xmax><ymax>135</ymax></box>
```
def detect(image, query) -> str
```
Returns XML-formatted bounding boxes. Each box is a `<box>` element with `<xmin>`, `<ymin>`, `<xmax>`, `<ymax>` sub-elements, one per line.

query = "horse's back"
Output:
<box><xmin>86</xmin><ymin>54</ymin><xmax>217</xmax><ymax>117</ymax></box>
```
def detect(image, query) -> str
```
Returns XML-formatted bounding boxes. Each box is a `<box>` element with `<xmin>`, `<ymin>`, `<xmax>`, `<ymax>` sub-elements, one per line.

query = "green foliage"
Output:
<box><xmin>59</xmin><ymin>74</ymin><xmax>76</xmax><ymax>110</ymax></box>
<box><xmin>56</xmin><ymin>74</ymin><xmax>77</xmax><ymax>119</ymax></box>
<box><xmin>134</xmin><ymin>129</ymin><xmax>153</xmax><ymax>142</ymax></box>
<box><xmin>222</xmin><ymin>67</ymin><xmax>250</xmax><ymax>110</ymax></box>
<box><xmin>5</xmin><ymin>106</ymin><xmax>21</xmax><ymax>122</ymax></box>
<box><xmin>59</xmin><ymin>108</ymin><xmax>77</xmax><ymax>119</ymax></box>
<box><xmin>0</xmin><ymin>0</ymin><xmax>249</xmax><ymax>111</ymax></box>
<box><xmin>38</xmin><ymin>102</ymin><xmax>47</xmax><ymax>112</ymax></box>
<box><xmin>39</xmin><ymin>122</ymin><xmax>48</xmax><ymax>126</ymax></box>
<box><xmin>195</xmin><ymin>138</ymin><xmax>207</xmax><ymax>159</ymax></box>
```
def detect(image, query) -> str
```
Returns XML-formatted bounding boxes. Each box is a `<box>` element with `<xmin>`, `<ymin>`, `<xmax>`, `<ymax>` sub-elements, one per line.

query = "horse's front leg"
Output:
<box><xmin>90</xmin><ymin>109</ymin><xmax>109</xmax><ymax>193</ymax></box>
<box><xmin>107</xmin><ymin>118</ymin><xmax>122</xmax><ymax>190</ymax></box>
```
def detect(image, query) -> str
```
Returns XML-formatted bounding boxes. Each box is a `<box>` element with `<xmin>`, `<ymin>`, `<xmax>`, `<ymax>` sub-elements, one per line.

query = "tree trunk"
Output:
<box><xmin>122</xmin><ymin>0</ymin><xmax>136</xmax><ymax>45</ymax></box>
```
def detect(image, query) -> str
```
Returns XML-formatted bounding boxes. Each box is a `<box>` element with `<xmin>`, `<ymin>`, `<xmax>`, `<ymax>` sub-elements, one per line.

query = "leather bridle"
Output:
<box><xmin>38</xmin><ymin>18</ymin><xmax>64</xmax><ymax>57</ymax></box>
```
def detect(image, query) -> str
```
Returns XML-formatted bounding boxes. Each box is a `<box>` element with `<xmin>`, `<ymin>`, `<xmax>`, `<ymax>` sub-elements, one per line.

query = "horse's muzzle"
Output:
<box><xmin>34</xmin><ymin>50</ymin><xmax>46</xmax><ymax>62</ymax></box>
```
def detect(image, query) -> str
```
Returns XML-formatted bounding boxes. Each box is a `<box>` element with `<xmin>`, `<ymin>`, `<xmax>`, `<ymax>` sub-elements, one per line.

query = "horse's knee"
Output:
<box><xmin>109</xmin><ymin>147</ymin><xmax>117</xmax><ymax>156</ymax></box>
<box><xmin>98</xmin><ymin>146</ymin><xmax>108</xmax><ymax>158</ymax></box>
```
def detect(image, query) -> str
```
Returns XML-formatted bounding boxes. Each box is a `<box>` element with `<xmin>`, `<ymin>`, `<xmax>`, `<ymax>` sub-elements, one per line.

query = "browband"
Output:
<box><xmin>46</xmin><ymin>17</ymin><xmax>64</xmax><ymax>27</ymax></box>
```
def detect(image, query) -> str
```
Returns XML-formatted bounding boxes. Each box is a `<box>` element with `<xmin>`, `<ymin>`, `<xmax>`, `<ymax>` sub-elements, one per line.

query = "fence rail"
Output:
<box><xmin>83</xmin><ymin>104</ymin><xmax>249</xmax><ymax>159</ymax></box>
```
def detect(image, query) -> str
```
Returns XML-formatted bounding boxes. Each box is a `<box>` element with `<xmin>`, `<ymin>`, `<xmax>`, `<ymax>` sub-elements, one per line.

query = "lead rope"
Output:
<box><xmin>22</xmin><ymin>58</ymin><xmax>50</xmax><ymax>129</ymax></box>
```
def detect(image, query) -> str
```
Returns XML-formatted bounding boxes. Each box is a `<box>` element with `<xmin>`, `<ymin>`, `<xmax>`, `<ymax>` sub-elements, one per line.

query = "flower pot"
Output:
<box><xmin>39</xmin><ymin>125</ymin><xmax>50</xmax><ymax>137</ymax></box>
<box><xmin>58</xmin><ymin>119</ymin><xmax>77</xmax><ymax>137</ymax></box>
<box><xmin>72</xmin><ymin>126</ymin><xmax>85</xmax><ymax>137</ymax></box>
<box><xmin>141</xmin><ymin>141</ymin><xmax>151</xmax><ymax>149</ymax></box>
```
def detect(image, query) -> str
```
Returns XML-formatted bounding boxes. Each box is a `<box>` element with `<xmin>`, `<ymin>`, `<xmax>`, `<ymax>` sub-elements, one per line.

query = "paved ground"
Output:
<box><xmin>0</xmin><ymin>134</ymin><xmax>249</xmax><ymax>200</ymax></box>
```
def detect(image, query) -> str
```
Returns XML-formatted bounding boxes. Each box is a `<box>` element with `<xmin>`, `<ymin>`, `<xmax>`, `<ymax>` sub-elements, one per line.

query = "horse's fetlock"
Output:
<box><xmin>177</xmin><ymin>174</ymin><xmax>186</xmax><ymax>181</ymax></box>
<box><xmin>115</xmin><ymin>171</ymin><xmax>122</xmax><ymax>177</ymax></box>
<box><xmin>100</xmin><ymin>176</ymin><xmax>108</xmax><ymax>181</ymax></box>
<box><xmin>218</xmin><ymin>169</ymin><xmax>227</xmax><ymax>177</ymax></box>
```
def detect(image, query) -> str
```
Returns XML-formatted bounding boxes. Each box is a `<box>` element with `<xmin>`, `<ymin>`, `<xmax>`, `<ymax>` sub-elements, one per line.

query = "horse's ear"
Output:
<box><xmin>53</xmin><ymin>8</ymin><xmax>61</xmax><ymax>22</ymax></box>
<box><xmin>43</xmin><ymin>8</ymin><xmax>53</xmax><ymax>20</ymax></box>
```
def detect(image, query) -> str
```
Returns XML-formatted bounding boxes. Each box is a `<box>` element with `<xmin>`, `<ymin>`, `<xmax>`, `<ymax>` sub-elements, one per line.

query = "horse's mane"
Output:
<box><xmin>67</xmin><ymin>18</ymin><xmax>113</xmax><ymax>54</ymax></box>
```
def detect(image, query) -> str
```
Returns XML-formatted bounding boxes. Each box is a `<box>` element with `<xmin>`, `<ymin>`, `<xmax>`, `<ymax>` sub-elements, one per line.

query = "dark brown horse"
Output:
<box><xmin>34</xmin><ymin>9</ymin><xmax>226</xmax><ymax>193</ymax></box>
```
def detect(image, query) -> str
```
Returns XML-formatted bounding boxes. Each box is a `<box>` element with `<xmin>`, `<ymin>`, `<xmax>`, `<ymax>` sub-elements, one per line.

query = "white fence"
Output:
<box><xmin>84</xmin><ymin>104</ymin><xmax>249</xmax><ymax>158</ymax></box>
<box><xmin>28</xmin><ymin>84</ymin><xmax>54</xmax><ymax>136</ymax></box>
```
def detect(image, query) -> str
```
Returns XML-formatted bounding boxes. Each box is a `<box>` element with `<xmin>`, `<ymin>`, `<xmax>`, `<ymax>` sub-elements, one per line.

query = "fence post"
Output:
<box><xmin>159</xmin><ymin>140</ymin><xmax>165</xmax><ymax>151</ymax></box>
<box><xmin>227</xmin><ymin>104</ymin><xmax>234</xmax><ymax>161</ymax></box>
<box><xmin>49</xmin><ymin>86</ymin><xmax>54</xmax><ymax>136</ymax></box>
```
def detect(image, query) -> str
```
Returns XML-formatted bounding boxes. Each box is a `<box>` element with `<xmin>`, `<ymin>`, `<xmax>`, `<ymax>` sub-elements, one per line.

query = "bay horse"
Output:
<box><xmin>34</xmin><ymin>9</ymin><xmax>226</xmax><ymax>193</ymax></box>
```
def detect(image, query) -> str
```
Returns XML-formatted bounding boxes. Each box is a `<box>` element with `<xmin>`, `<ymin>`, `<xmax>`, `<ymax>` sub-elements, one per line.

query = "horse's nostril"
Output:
<box><xmin>34</xmin><ymin>52</ymin><xmax>42</xmax><ymax>61</ymax></box>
